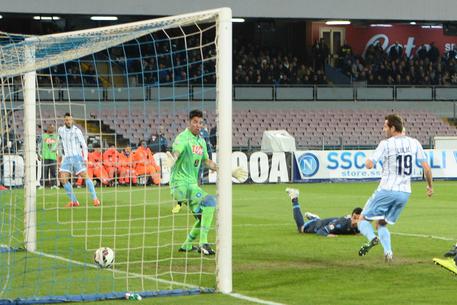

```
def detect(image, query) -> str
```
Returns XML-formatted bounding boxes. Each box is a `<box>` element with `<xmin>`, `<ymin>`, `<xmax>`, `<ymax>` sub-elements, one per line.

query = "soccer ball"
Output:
<box><xmin>94</xmin><ymin>247</ymin><xmax>114</xmax><ymax>268</ymax></box>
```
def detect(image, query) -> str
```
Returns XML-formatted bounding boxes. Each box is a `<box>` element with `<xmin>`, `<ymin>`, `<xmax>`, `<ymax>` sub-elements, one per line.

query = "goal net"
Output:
<box><xmin>0</xmin><ymin>8</ymin><xmax>232</xmax><ymax>303</ymax></box>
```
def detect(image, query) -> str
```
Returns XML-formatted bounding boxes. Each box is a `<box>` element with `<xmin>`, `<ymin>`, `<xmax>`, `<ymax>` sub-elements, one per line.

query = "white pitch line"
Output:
<box><xmin>34</xmin><ymin>251</ymin><xmax>286</xmax><ymax>305</ymax></box>
<box><xmin>226</xmin><ymin>292</ymin><xmax>287</xmax><ymax>305</ymax></box>
<box><xmin>235</xmin><ymin>224</ymin><xmax>457</xmax><ymax>241</ymax></box>
<box><xmin>36</xmin><ymin>223</ymin><xmax>291</xmax><ymax>233</ymax></box>
<box><xmin>36</xmin><ymin>223</ymin><xmax>457</xmax><ymax>242</ymax></box>
<box><xmin>22</xmin><ymin>228</ymin><xmax>456</xmax><ymax>305</ymax></box>
<box><xmin>391</xmin><ymin>232</ymin><xmax>455</xmax><ymax>241</ymax></box>
<box><xmin>34</xmin><ymin>250</ymin><xmax>199</xmax><ymax>289</ymax></box>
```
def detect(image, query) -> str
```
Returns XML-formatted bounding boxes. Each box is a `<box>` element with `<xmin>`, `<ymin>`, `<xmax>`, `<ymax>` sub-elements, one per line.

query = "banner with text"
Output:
<box><xmin>1</xmin><ymin>151</ymin><xmax>292</xmax><ymax>186</ymax></box>
<box><xmin>345</xmin><ymin>25</ymin><xmax>457</xmax><ymax>58</ymax></box>
<box><xmin>3</xmin><ymin>150</ymin><xmax>455</xmax><ymax>186</ymax></box>
<box><xmin>293</xmin><ymin>149</ymin><xmax>457</xmax><ymax>182</ymax></box>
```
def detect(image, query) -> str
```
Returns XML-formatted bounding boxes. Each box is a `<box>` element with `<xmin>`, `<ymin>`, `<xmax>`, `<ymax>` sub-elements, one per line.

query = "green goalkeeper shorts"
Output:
<box><xmin>170</xmin><ymin>183</ymin><xmax>208</xmax><ymax>213</ymax></box>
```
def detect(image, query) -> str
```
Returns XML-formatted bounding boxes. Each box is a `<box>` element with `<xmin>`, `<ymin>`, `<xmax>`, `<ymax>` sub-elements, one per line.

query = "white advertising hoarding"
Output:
<box><xmin>293</xmin><ymin>150</ymin><xmax>457</xmax><ymax>182</ymax></box>
<box><xmin>3</xmin><ymin>150</ymin><xmax>456</xmax><ymax>186</ymax></box>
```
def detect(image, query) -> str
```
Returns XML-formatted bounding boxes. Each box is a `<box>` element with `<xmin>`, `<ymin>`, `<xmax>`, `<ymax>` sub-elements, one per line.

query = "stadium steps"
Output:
<box><xmin>94</xmin><ymin>61</ymin><xmax>126</xmax><ymax>87</ymax></box>
<box><xmin>324</xmin><ymin>63</ymin><xmax>351</xmax><ymax>84</ymax></box>
<box><xmin>445</xmin><ymin>117</ymin><xmax>457</xmax><ymax>128</ymax></box>
<box><xmin>98</xmin><ymin>120</ymin><xmax>130</xmax><ymax>147</ymax></box>
<box><xmin>75</xmin><ymin>119</ymin><xmax>130</xmax><ymax>147</ymax></box>
<box><xmin>80</xmin><ymin>62</ymin><xmax>111</xmax><ymax>87</ymax></box>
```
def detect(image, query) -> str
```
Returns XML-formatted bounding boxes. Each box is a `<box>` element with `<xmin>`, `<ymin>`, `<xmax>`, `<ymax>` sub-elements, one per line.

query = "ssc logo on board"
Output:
<box><xmin>298</xmin><ymin>153</ymin><xmax>319</xmax><ymax>177</ymax></box>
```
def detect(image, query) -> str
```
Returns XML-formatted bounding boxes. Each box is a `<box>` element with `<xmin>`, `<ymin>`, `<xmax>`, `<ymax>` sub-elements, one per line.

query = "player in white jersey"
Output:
<box><xmin>58</xmin><ymin>113</ymin><xmax>100</xmax><ymax>207</ymax></box>
<box><xmin>357</xmin><ymin>114</ymin><xmax>433</xmax><ymax>261</ymax></box>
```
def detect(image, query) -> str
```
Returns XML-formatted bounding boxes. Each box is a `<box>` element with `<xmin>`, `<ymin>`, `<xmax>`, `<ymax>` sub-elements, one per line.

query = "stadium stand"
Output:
<box><xmin>5</xmin><ymin>107</ymin><xmax>457</xmax><ymax>150</ymax></box>
<box><xmin>7</xmin><ymin>110</ymin><xmax>87</xmax><ymax>142</ymax></box>
<box><xmin>338</xmin><ymin>41</ymin><xmax>457</xmax><ymax>85</ymax></box>
<box><xmin>90</xmin><ymin>109</ymin><xmax>457</xmax><ymax>148</ymax></box>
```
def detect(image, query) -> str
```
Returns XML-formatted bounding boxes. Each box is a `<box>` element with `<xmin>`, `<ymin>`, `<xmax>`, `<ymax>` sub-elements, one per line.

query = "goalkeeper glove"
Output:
<box><xmin>166</xmin><ymin>151</ymin><xmax>176</xmax><ymax>169</ymax></box>
<box><xmin>172</xmin><ymin>203</ymin><xmax>182</xmax><ymax>214</ymax></box>
<box><xmin>232</xmin><ymin>167</ymin><xmax>248</xmax><ymax>182</ymax></box>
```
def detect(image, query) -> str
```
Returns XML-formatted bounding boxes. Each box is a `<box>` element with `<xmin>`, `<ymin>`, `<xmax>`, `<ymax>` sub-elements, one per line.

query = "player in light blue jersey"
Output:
<box><xmin>58</xmin><ymin>113</ymin><xmax>100</xmax><ymax>207</ymax></box>
<box><xmin>357</xmin><ymin>114</ymin><xmax>433</xmax><ymax>262</ymax></box>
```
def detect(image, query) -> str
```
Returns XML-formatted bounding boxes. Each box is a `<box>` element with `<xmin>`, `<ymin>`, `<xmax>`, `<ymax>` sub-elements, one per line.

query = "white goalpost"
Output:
<box><xmin>0</xmin><ymin>7</ymin><xmax>232</xmax><ymax>303</ymax></box>
<box><xmin>215</xmin><ymin>8</ymin><xmax>233</xmax><ymax>294</ymax></box>
<box><xmin>23</xmin><ymin>42</ymin><xmax>38</xmax><ymax>253</ymax></box>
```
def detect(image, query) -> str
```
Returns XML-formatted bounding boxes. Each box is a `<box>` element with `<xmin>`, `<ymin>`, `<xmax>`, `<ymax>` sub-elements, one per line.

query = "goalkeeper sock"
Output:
<box><xmin>181</xmin><ymin>220</ymin><xmax>200</xmax><ymax>250</ymax></box>
<box><xmin>292</xmin><ymin>201</ymin><xmax>305</xmax><ymax>232</ymax></box>
<box><xmin>357</xmin><ymin>220</ymin><xmax>376</xmax><ymax>241</ymax></box>
<box><xmin>200</xmin><ymin>206</ymin><xmax>215</xmax><ymax>245</ymax></box>
<box><xmin>377</xmin><ymin>225</ymin><xmax>392</xmax><ymax>255</ymax></box>
<box><xmin>85</xmin><ymin>179</ymin><xmax>97</xmax><ymax>200</ymax></box>
<box><xmin>63</xmin><ymin>182</ymin><xmax>78</xmax><ymax>203</ymax></box>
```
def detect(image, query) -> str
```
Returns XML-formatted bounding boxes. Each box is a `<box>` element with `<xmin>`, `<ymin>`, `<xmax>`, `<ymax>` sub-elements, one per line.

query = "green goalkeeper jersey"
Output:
<box><xmin>170</xmin><ymin>128</ymin><xmax>209</xmax><ymax>186</ymax></box>
<box><xmin>41</xmin><ymin>133</ymin><xmax>58</xmax><ymax>160</ymax></box>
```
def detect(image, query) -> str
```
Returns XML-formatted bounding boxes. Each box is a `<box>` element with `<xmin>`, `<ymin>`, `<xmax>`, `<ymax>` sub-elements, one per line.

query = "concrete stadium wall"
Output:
<box><xmin>29</xmin><ymin>101</ymin><xmax>457</xmax><ymax>119</ymax></box>
<box><xmin>0</xmin><ymin>0</ymin><xmax>456</xmax><ymax>21</ymax></box>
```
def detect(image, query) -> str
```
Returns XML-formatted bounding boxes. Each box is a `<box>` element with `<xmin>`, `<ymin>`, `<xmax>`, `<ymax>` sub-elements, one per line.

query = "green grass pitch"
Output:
<box><xmin>1</xmin><ymin>181</ymin><xmax>456</xmax><ymax>305</ymax></box>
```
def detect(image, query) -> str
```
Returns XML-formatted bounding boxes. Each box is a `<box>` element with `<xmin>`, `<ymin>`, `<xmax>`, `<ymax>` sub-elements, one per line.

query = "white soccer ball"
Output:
<box><xmin>94</xmin><ymin>247</ymin><xmax>114</xmax><ymax>268</ymax></box>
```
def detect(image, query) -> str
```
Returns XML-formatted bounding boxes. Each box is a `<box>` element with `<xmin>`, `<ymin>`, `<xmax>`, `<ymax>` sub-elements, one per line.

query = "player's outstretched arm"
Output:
<box><xmin>315</xmin><ymin>227</ymin><xmax>331</xmax><ymax>237</ymax></box>
<box><xmin>232</xmin><ymin>167</ymin><xmax>248</xmax><ymax>181</ymax></box>
<box><xmin>204</xmin><ymin>159</ymin><xmax>218</xmax><ymax>171</ymax></box>
<box><xmin>76</xmin><ymin>128</ymin><xmax>88</xmax><ymax>161</ymax></box>
<box><xmin>203</xmin><ymin>159</ymin><xmax>247</xmax><ymax>182</ymax></box>
<box><xmin>367</xmin><ymin>141</ymin><xmax>386</xmax><ymax>169</ymax></box>
<box><xmin>421</xmin><ymin>161</ymin><xmax>433</xmax><ymax>197</ymax></box>
<box><xmin>168</xmin><ymin>150</ymin><xmax>181</xmax><ymax>214</ymax></box>
<box><xmin>166</xmin><ymin>151</ymin><xmax>179</xmax><ymax>169</ymax></box>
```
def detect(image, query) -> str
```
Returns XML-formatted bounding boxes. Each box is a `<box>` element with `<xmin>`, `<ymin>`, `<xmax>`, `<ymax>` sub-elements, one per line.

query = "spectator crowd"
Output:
<box><xmin>338</xmin><ymin>41</ymin><xmax>457</xmax><ymax>85</ymax></box>
<box><xmin>34</xmin><ymin>33</ymin><xmax>457</xmax><ymax>87</ymax></box>
<box><xmin>232</xmin><ymin>39</ymin><xmax>327</xmax><ymax>85</ymax></box>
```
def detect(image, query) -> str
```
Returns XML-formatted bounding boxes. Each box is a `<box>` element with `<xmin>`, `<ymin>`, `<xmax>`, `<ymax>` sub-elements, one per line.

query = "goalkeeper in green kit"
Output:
<box><xmin>166</xmin><ymin>109</ymin><xmax>247</xmax><ymax>255</ymax></box>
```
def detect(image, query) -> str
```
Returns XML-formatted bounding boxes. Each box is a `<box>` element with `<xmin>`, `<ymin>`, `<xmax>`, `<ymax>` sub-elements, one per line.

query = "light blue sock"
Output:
<box><xmin>85</xmin><ymin>179</ymin><xmax>97</xmax><ymax>200</ymax></box>
<box><xmin>378</xmin><ymin>225</ymin><xmax>392</xmax><ymax>254</ymax></box>
<box><xmin>357</xmin><ymin>220</ymin><xmax>376</xmax><ymax>241</ymax></box>
<box><xmin>63</xmin><ymin>182</ymin><xmax>78</xmax><ymax>202</ymax></box>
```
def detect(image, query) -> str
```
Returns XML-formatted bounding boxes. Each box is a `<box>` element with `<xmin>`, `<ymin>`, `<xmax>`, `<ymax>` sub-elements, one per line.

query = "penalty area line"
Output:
<box><xmin>34</xmin><ymin>250</ymin><xmax>199</xmax><ymax>289</ymax></box>
<box><xmin>391</xmin><ymin>232</ymin><xmax>455</xmax><ymax>241</ymax></box>
<box><xmin>34</xmin><ymin>252</ymin><xmax>285</xmax><ymax>305</ymax></box>
<box><xmin>226</xmin><ymin>292</ymin><xmax>287</xmax><ymax>305</ymax></box>
<box><xmin>234</xmin><ymin>223</ymin><xmax>457</xmax><ymax>241</ymax></box>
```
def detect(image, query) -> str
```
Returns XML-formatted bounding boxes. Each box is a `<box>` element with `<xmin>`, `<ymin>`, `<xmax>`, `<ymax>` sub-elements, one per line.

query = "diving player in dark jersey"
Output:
<box><xmin>285</xmin><ymin>188</ymin><xmax>362</xmax><ymax>237</ymax></box>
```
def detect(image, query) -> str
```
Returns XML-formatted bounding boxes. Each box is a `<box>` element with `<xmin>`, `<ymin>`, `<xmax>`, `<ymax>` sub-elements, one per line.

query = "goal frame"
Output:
<box><xmin>18</xmin><ymin>7</ymin><xmax>233</xmax><ymax>297</ymax></box>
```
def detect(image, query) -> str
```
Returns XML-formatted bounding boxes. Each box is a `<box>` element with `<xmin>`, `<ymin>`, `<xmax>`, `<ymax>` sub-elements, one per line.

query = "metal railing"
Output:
<box><xmin>7</xmin><ymin>84</ymin><xmax>457</xmax><ymax>102</ymax></box>
<box><xmin>233</xmin><ymin>84</ymin><xmax>457</xmax><ymax>102</ymax></box>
